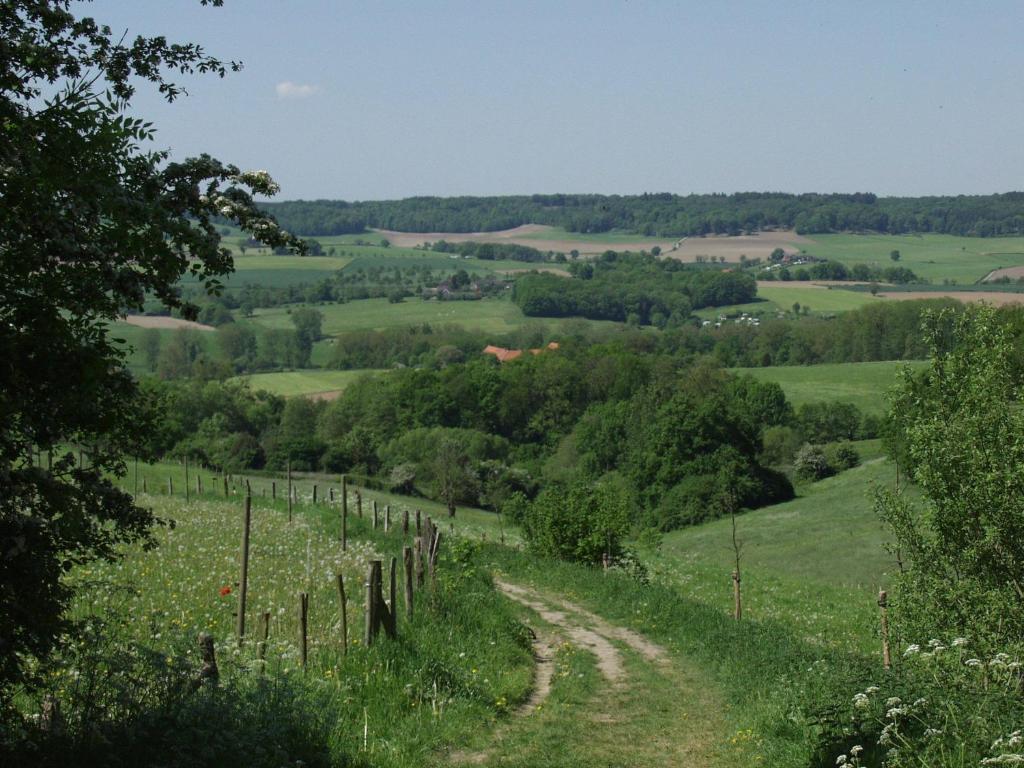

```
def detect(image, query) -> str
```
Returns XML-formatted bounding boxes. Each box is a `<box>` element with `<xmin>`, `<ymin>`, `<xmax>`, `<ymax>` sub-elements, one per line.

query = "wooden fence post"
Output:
<box><xmin>403</xmin><ymin>546</ymin><xmax>414</xmax><ymax>620</ymax></box>
<box><xmin>223</xmin><ymin>476</ymin><xmax>228</xmax><ymax>498</ymax></box>
<box><xmin>341</xmin><ymin>475</ymin><xmax>348</xmax><ymax>551</ymax></box>
<box><xmin>237</xmin><ymin>493</ymin><xmax>252</xmax><ymax>646</ymax></box>
<box><xmin>356</xmin><ymin>491</ymin><xmax>362</xmax><ymax>518</ymax></box>
<box><xmin>299</xmin><ymin>592</ymin><xmax>309</xmax><ymax>668</ymax></box>
<box><xmin>879</xmin><ymin>590</ymin><xmax>892</xmax><ymax>670</ymax></box>
<box><xmin>257</xmin><ymin>612</ymin><xmax>270</xmax><ymax>674</ymax></box>
<box><xmin>272</xmin><ymin>480</ymin><xmax>276</xmax><ymax>500</ymax></box>
<box><xmin>336</xmin><ymin>573</ymin><xmax>348</xmax><ymax>655</ymax></box>
<box><xmin>287</xmin><ymin>461</ymin><xmax>293</xmax><ymax>522</ymax></box>
<box><xmin>168</xmin><ymin>476</ymin><xmax>173</xmax><ymax>496</ymax></box>
<box><xmin>414</xmin><ymin>536</ymin><xmax>424</xmax><ymax>587</ymax></box>
<box><xmin>429</xmin><ymin>529</ymin><xmax>442</xmax><ymax>585</ymax></box>
<box><xmin>372</xmin><ymin>500</ymin><xmax>378</xmax><ymax>530</ymax></box>
<box><xmin>416</xmin><ymin>509</ymin><xmax>421</xmax><ymax>535</ymax></box>
<box><xmin>732</xmin><ymin>570</ymin><xmax>742</xmax><ymax>621</ymax></box>
<box><xmin>403</xmin><ymin>509</ymin><xmax>409</xmax><ymax>535</ymax></box>
<box><xmin>313</xmin><ymin>484</ymin><xmax>318</xmax><ymax>504</ymax></box>
<box><xmin>387</xmin><ymin>556</ymin><xmax>398</xmax><ymax>636</ymax></box>
<box><xmin>384</xmin><ymin>505</ymin><xmax>391</xmax><ymax>533</ymax></box>
<box><xmin>364</xmin><ymin>561</ymin><xmax>380</xmax><ymax>647</ymax></box>
<box><xmin>184</xmin><ymin>455</ymin><xmax>190</xmax><ymax>503</ymax></box>
<box><xmin>329</xmin><ymin>487</ymin><xmax>334</xmax><ymax>502</ymax></box>
<box><xmin>197</xmin><ymin>474</ymin><xmax>202</xmax><ymax>496</ymax></box>
<box><xmin>198</xmin><ymin>633</ymin><xmax>219</xmax><ymax>686</ymax></box>
<box><xmin>142</xmin><ymin>476</ymin><xmax>147</xmax><ymax>494</ymax></box>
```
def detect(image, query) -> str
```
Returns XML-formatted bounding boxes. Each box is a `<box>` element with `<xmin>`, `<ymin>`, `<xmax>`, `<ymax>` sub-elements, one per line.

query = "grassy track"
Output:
<box><xmin>230</xmin><ymin>369</ymin><xmax>384</xmax><ymax>397</ymax></box>
<box><xmin>804</xmin><ymin>233</ymin><xmax>1024</xmax><ymax>284</ymax></box>
<box><xmin>732</xmin><ymin>360</ymin><xmax>927</xmax><ymax>414</ymax></box>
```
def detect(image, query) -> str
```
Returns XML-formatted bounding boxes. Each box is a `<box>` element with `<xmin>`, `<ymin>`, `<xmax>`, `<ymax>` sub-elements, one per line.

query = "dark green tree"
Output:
<box><xmin>0</xmin><ymin>0</ymin><xmax>300</xmax><ymax>694</ymax></box>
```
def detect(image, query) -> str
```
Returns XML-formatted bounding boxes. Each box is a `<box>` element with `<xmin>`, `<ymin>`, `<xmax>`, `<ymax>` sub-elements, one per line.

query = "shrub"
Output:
<box><xmin>522</xmin><ymin>480</ymin><xmax>631</xmax><ymax>565</ymax></box>
<box><xmin>760</xmin><ymin>425</ymin><xmax>803</xmax><ymax>466</ymax></box>
<box><xmin>826</xmin><ymin>442</ymin><xmax>861</xmax><ymax>471</ymax></box>
<box><xmin>793</xmin><ymin>443</ymin><xmax>833</xmax><ymax>481</ymax></box>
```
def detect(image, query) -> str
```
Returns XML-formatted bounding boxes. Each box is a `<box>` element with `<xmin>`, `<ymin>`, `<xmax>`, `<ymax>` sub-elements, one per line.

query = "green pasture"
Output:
<box><xmin>648</xmin><ymin>441</ymin><xmax>899</xmax><ymax>654</ymax></box>
<box><xmin>693</xmin><ymin>284</ymin><xmax>882</xmax><ymax>319</ymax></box>
<box><xmin>757</xmin><ymin>283</ymin><xmax>883</xmax><ymax>313</ymax></box>
<box><xmin>231</xmin><ymin>368</ymin><xmax>384</xmax><ymax>397</ymax></box>
<box><xmin>803</xmin><ymin>232</ymin><xmax>1024</xmax><ymax>284</ymax></box>
<box><xmin>732</xmin><ymin>359</ymin><xmax>927</xmax><ymax>414</ymax></box>
<box><xmin>246</xmin><ymin>297</ymin><xmax>624</xmax><ymax>336</ymax></box>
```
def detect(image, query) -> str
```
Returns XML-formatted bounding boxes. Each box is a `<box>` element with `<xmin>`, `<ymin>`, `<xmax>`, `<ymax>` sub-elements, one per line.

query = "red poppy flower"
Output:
<box><xmin>219</xmin><ymin>585</ymin><xmax>232</xmax><ymax>596</ymax></box>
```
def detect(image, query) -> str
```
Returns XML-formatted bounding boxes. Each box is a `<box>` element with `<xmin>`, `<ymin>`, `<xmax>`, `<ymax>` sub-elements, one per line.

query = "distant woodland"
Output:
<box><xmin>261</xmin><ymin>191</ymin><xmax>1024</xmax><ymax>237</ymax></box>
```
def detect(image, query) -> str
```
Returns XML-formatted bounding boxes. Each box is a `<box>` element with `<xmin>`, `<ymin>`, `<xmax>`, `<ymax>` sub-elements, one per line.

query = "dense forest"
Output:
<box><xmin>140</xmin><ymin>346</ymin><xmax>804</xmax><ymax>532</ymax></box>
<box><xmin>512</xmin><ymin>253</ymin><xmax>756</xmax><ymax>325</ymax></box>
<box><xmin>260</xmin><ymin>191</ymin><xmax>1024</xmax><ymax>237</ymax></box>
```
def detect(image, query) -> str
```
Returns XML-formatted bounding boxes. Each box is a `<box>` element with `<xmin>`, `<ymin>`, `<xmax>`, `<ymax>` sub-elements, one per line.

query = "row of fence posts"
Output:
<box><xmin>139</xmin><ymin>458</ymin><xmax>899</xmax><ymax>672</ymax></box>
<box><xmin>193</xmin><ymin>480</ymin><xmax>441</xmax><ymax>686</ymax></box>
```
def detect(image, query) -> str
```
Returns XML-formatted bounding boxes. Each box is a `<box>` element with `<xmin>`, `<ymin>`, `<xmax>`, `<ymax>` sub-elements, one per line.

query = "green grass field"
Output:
<box><xmin>647</xmin><ymin>440</ymin><xmax>900</xmax><ymax>654</ymax></box>
<box><xmin>757</xmin><ymin>283</ymin><xmax>883</xmax><ymax>313</ymax></box>
<box><xmin>247</xmin><ymin>296</ymin><xmax>624</xmax><ymax>336</ymax></box>
<box><xmin>693</xmin><ymin>284</ymin><xmax>883</xmax><ymax>319</ymax></box>
<box><xmin>231</xmin><ymin>369</ymin><xmax>384</xmax><ymax>397</ymax></box>
<box><xmin>803</xmin><ymin>233</ymin><xmax>1024</xmax><ymax>284</ymax></box>
<box><xmin>732</xmin><ymin>359</ymin><xmax>928</xmax><ymax>414</ymax></box>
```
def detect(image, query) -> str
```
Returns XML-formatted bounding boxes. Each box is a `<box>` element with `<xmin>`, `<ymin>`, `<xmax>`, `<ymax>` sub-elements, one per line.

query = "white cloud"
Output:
<box><xmin>275</xmin><ymin>81</ymin><xmax>319</xmax><ymax>99</ymax></box>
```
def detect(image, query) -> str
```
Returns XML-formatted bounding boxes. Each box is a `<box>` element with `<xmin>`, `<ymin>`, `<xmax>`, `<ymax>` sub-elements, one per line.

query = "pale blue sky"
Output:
<box><xmin>91</xmin><ymin>0</ymin><xmax>1024</xmax><ymax>200</ymax></box>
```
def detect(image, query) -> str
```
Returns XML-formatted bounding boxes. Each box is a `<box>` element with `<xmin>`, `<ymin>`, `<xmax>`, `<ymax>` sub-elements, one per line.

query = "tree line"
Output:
<box><xmin>259</xmin><ymin>191</ymin><xmax>1024</xmax><ymax>237</ymax></box>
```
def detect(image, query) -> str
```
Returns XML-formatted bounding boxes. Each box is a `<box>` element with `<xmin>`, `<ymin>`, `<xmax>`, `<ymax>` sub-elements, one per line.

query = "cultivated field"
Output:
<box><xmin>876</xmin><ymin>289</ymin><xmax>1024</xmax><ymax>305</ymax></box>
<box><xmin>664</xmin><ymin>230</ymin><xmax>812</xmax><ymax>263</ymax></box>
<box><xmin>121</xmin><ymin>315</ymin><xmax>215</xmax><ymax>331</ymax></box>
<box><xmin>375</xmin><ymin>224</ymin><xmax>678</xmax><ymax>255</ymax></box>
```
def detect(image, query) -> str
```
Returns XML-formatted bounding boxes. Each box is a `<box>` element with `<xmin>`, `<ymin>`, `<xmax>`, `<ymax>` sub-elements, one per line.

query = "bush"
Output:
<box><xmin>797</xmin><ymin>401</ymin><xmax>863</xmax><ymax>442</ymax></box>
<box><xmin>793</xmin><ymin>443</ymin><xmax>833</xmax><ymax>481</ymax></box>
<box><xmin>760</xmin><ymin>425</ymin><xmax>803</xmax><ymax>465</ymax></box>
<box><xmin>522</xmin><ymin>480</ymin><xmax>631</xmax><ymax>565</ymax></box>
<box><xmin>826</xmin><ymin>442</ymin><xmax>860</xmax><ymax>471</ymax></box>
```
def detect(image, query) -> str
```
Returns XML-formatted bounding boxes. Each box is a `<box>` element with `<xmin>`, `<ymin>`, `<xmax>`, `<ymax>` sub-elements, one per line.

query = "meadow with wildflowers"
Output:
<box><xmin>6</xmin><ymin>488</ymin><xmax>534</xmax><ymax>767</ymax></box>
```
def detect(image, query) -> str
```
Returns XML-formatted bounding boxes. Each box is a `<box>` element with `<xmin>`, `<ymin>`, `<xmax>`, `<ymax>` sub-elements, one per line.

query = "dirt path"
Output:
<box><xmin>447</xmin><ymin>580</ymin><xmax>729</xmax><ymax>767</ymax></box>
<box><xmin>496</xmin><ymin>580</ymin><xmax>632</xmax><ymax>684</ymax></box>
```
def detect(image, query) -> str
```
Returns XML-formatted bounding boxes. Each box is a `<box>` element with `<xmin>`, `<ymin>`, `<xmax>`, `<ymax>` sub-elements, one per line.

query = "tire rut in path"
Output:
<box><xmin>449</xmin><ymin>580</ymin><xmax>724</xmax><ymax>768</ymax></box>
<box><xmin>494</xmin><ymin>579</ymin><xmax>669</xmax><ymax>682</ymax></box>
